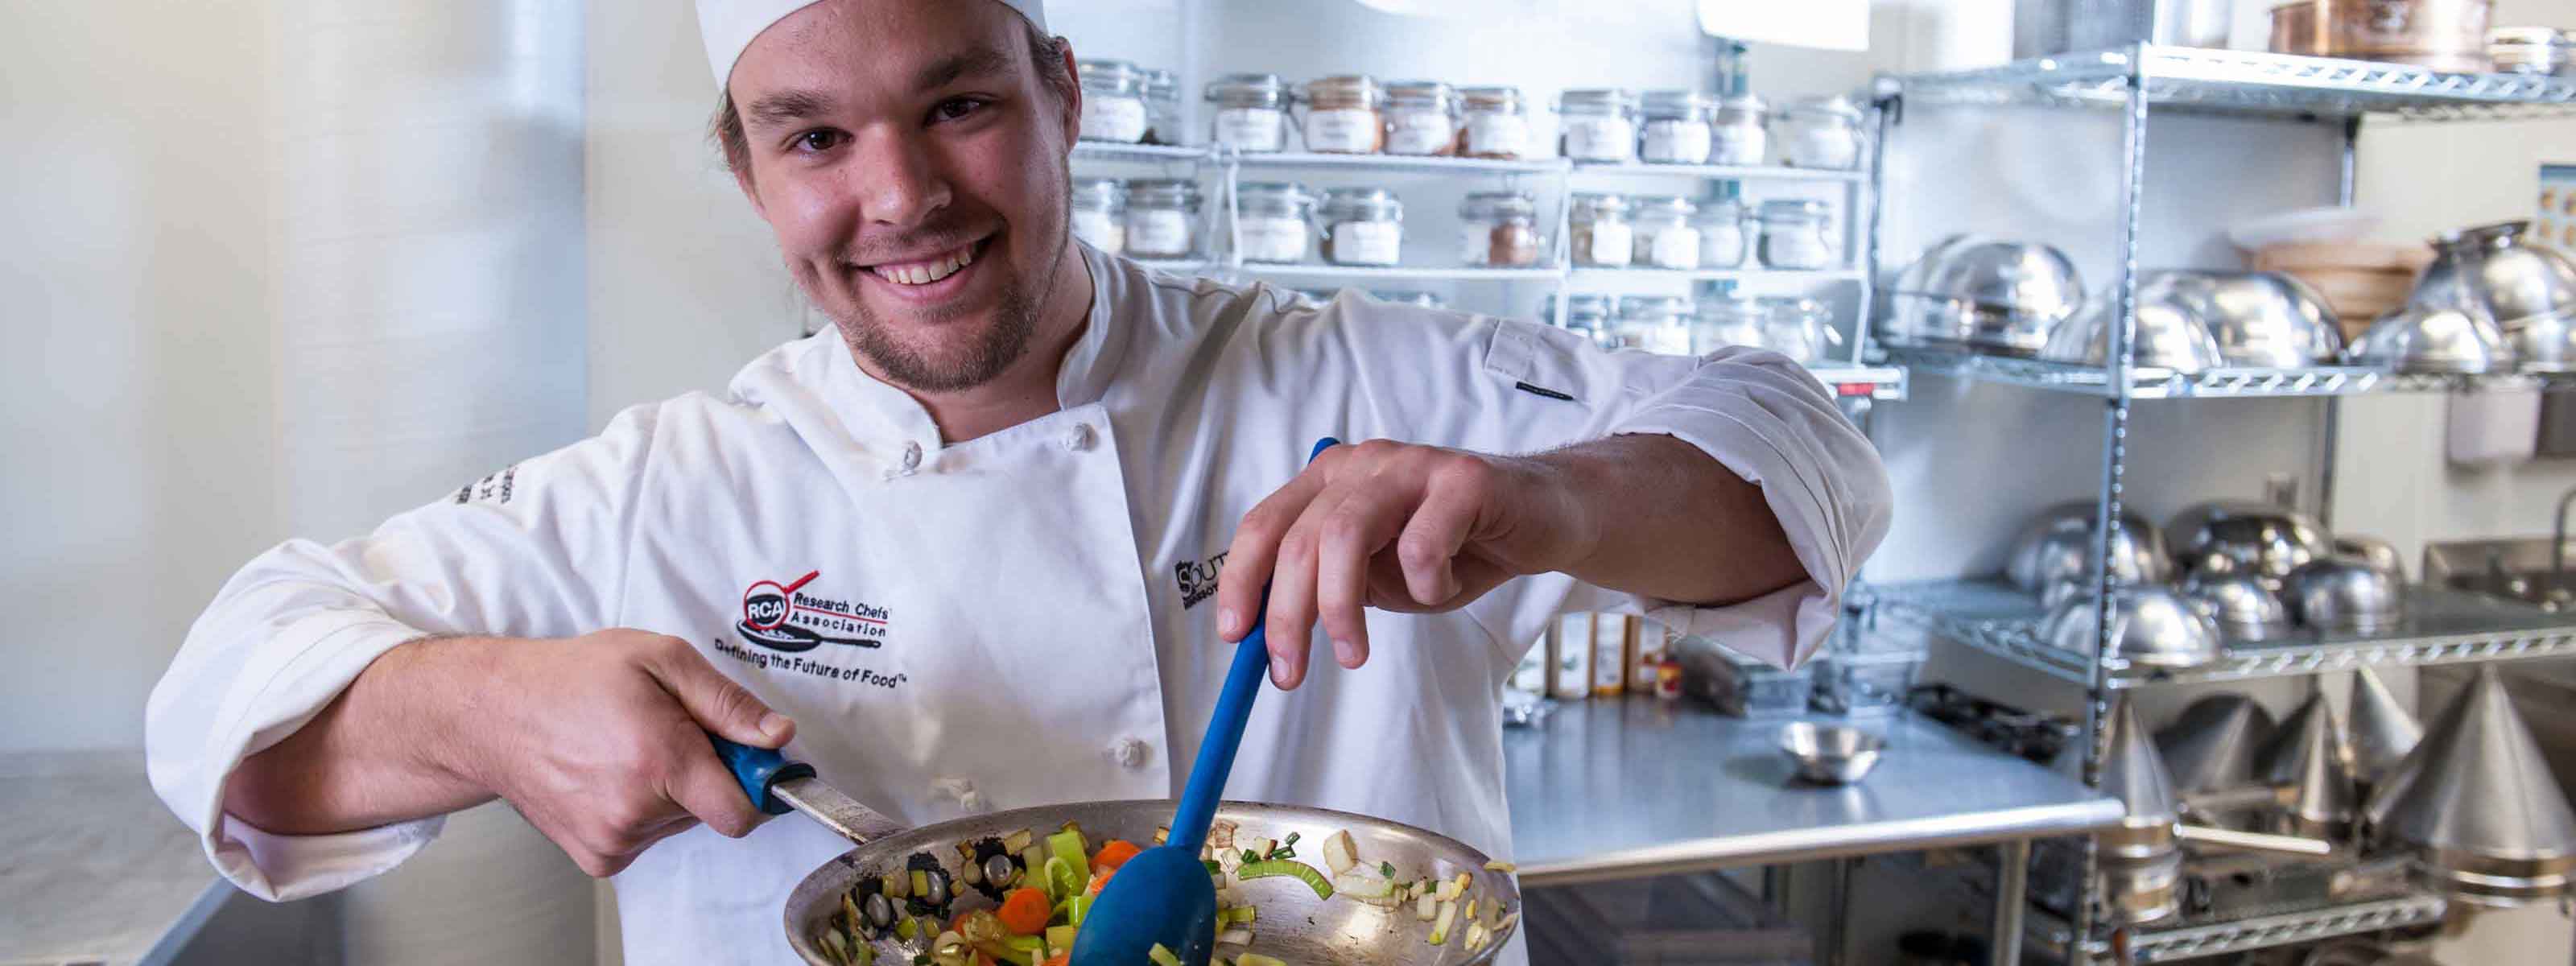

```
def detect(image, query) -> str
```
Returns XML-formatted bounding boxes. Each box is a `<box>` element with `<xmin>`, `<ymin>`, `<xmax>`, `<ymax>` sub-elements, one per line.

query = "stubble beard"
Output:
<box><xmin>829</xmin><ymin>206</ymin><xmax>1069</xmax><ymax>394</ymax></box>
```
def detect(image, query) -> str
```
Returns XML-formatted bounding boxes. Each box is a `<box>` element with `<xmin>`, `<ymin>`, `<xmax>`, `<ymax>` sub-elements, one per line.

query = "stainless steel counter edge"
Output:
<box><xmin>1513</xmin><ymin>799</ymin><xmax>2123</xmax><ymax>886</ymax></box>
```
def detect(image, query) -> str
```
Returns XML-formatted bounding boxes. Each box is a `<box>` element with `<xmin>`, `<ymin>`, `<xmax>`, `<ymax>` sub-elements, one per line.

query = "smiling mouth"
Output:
<box><xmin>864</xmin><ymin>239</ymin><xmax>985</xmax><ymax>287</ymax></box>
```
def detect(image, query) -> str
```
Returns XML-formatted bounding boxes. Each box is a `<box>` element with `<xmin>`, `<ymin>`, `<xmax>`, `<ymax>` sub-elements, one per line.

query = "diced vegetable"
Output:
<box><xmin>1378</xmin><ymin>861</ymin><xmax>1394</xmax><ymax>879</ymax></box>
<box><xmin>1322</xmin><ymin>830</ymin><xmax>1358</xmax><ymax>876</ymax></box>
<box><xmin>1003</xmin><ymin>828</ymin><xmax>1034</xmax><ymax>853</ymax></box>
<box><xmin>1429</xmin><ymin>898</ymin><xmax>1458</xmax><ymax>945</ymax></box>
<box><xmin>1216</xmin><ymin>927</ymin><xmax>1253</xmax><ymax>946</ymax></box>
<box><xmin>912</xmin><ymin>871</ymin><xmax>931</xmax><ymax>902</ymax></box>
<box><xmin>1465</xmin><ymin>898</ymin><xmax>1479</xmax><ymax>921</ymax></box>
<box><xmin>1147</xmin><ymin>943</ymin><xmax>1183</xmax><ymax>966</ymax></box>
<box><xmin>1208</xmin><ymin>819</ymin><xmax>1236</xmax><ymax>851</ymax></box>
<box><xmin>1066</xmin><ymin>894</ymin><xmax>1092</xmax><ymax>927</ymax></box>
<box><xmin>972</xmin><ymin>939</ymin><xmax>1034</xmax><ymax>966</ymax></box>
<box><xmin>1331</xmin><ymin>869</ymin><xmax>1402</xmax><ymax>907</ymax></box>
<box><xmin>1237</xmin><ymin>859</ymin><xmax>1335</xmax><ymax>899</ymax></box>
<box><xmin>1046</xmin><ymin>830</ymin><xmax>1091</xmax><ymax>885</ymax></box>
<box><xmin>1044</xmin><ymin>926</ymin><xmax>1075</xmax><ymax>955</ymax></box>
<box><xmin>896</xmin><ymin>917</ymin><xmax>919</xmax><ymax>941</ymax></box>
<box><xmin>997</xmin><ymin>887</ymin><xmax>1050</xmax><ymax>935</ymax></box>
<box><xmin>1042</xmin><ymin>857</ymin><xmax>1081</xmax><ymax>899</ymax></box>
<box><xmin>886</xmin><ymin>871</ymin><xmax>908</xmax><ymax>898</ymax></box>
<box><xmin>1484</xmin><ymin>860</ymin><xmax>1517</xmax><ymax>873</ymax></box>
<box><xmin>1236</xmin><ymin>956</ymin><xmax>1286</xmax><ymax>966</ymax></box>
<box><xmin>1093</xmin><ymin>839</ymin><xmax>1141</xmax><ymax>871</ymax></box>
<box><xmin>1463</xmin><ymin>920</ymin><xmax>1490</xmax><ymax>952</ymax></box>
<box><xmin>1414</xmin><ymin>893</ymin><xmax>1437</xmax><ymax>921</ymax></box>
<box><xmin>1435</xmin><ymin>873</ymin><xmax>1468</xmax><ymax>901</ymax></box>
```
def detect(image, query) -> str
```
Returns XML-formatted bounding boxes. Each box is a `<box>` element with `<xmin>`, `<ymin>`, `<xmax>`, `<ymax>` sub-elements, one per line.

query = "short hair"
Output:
<box><xmin>712</xmin><ymin>18</ymin><xmax>1073</xmax><ymax>180</ymax></box>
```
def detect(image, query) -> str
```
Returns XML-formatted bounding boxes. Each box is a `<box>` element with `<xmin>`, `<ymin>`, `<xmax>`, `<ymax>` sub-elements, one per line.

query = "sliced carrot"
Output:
<box><xmin>1042</xmin><ymin>955</ymin><xmax>1070</xmax><ymax>966</ymax></box>
<box><xmin>1084</xmin><ymin>867</ymin><xmax>1115</xmax><ymax>897</ymax></box>
<box><xmin>997</xmin><ymin>886</ymin><xmax>1051</xmax><ymax>936</ymax></box>
<box><xmin>1092</xmin><ymin>839</ymin><xmax>1142</xmax><ymax>871</ymax></box>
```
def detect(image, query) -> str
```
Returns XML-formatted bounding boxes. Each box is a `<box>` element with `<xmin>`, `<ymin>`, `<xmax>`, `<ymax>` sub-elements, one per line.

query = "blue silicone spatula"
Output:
<box><xmin>1071</xmin><ymin>436</ymin><xmax>1338</xmax><ymax>966</ymax></box>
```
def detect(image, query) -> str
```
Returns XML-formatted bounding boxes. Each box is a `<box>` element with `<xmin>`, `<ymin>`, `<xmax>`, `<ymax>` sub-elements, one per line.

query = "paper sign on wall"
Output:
<box><xmin>1697</xmin><ymin>0</ymin><xmax>1869</xmax><ymax>52</ymax></box>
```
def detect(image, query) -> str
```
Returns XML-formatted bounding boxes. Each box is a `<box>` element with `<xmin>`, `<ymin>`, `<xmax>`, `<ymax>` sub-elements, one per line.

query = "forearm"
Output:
<box><xmin>1536</xmin><ymin>432</ymin><xmax>1805</xmax><ymax>606</ymax></box>
<box><xmin>224</xmin><ymin>636</ymin><xmax>499</xmax><ymax>835</ymax></box>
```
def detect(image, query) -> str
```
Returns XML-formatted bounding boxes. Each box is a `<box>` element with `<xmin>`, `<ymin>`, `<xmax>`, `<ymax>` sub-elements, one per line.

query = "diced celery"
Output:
<box><xmin>1148</xmin><ymin>943</ymin><xmax>1183</xmax><ymax>966</ymax></box>
<box><xmin>1047</xmin><ymin>829</ymin><xmax>1092</xmax><ymax>884</ymax></box>
<box><xmin>1045</xmin><ymin>925</ymin><xmax>1076</xmax><ymax>953</ymax></box>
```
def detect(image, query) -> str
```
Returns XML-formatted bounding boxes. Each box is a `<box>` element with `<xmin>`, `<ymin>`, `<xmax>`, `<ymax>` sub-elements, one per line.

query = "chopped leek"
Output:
<box><xmin>1322</xmin><ymin>830</ymin><xmax>1358</xmax><ymax>876</ymax></box>
<box><xmin>1236</xmin><ymin>956</ymin><xmax>1286</xmax><ymax>966</ymax></box>
<box><xmin>1430</xmin><ymin>898</ymin><xmax>1458</xmax><ymax>945</ymax></box>
<box><xmin>1148</xmin><ymin>943</ymin><xmax>1183</xmax><ymax>966</ymax></box>
<box><xmin>1237</xmin><ymin>859</ymin><xmax>1334</xmax><ymax>899</ymax></box>
<box><xmin>1045</xmin><ymin>925</ymin><xmax>1076</xmax><ymax>953</ymax></box>
<box><xmin>1046</xmin><ymin>829</ymin><xmax>1091</xmax><ymax>884</ymax></box>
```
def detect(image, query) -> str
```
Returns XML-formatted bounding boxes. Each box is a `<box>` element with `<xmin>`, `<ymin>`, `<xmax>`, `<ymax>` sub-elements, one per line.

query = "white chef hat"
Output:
<box><xmin>696</xmin><ymin>0</ymin><xmax>1051</xmax><ymax>90</ymax></box>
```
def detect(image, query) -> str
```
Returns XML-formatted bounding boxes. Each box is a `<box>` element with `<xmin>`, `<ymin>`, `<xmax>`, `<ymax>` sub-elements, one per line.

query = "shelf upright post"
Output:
<box><xmin>2317</xmin><ymin>115</ymin><xmax>2362</xmax><ymax>532</ymax></box>
<box><xmin>1549</xmin><ymin>161</ymin><xmax>1573</xmax><ymax>333</ymax></box>
<box><xmin>1856</xmin><ymin>95</ymin><xmax>1895</xmax><ymax>368</ymax></box>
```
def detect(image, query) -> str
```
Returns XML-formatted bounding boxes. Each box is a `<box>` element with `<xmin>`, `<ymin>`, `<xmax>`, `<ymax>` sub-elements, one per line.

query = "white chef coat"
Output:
<box><xmin>146</xmin><ymin>244</ymin><xmax>1891</xmax><ymax>965</ymax></box>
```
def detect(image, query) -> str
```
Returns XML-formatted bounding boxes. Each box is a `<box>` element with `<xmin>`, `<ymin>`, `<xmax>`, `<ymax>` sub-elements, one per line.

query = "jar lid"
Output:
<box><xmin>1237</xmin><ymin>180</ymin><xmax>1315</xmax><ymax>204</ymax></box>
<box><xmin>1459</xmin><ymin>190</ymin><xmax>1537</xmax><ymax>219</ymax></box>
<box><xmin>1143</xmin><ymin>68</ymin><xmax>1179</xmax><ymax>99</ymax></box>
<box><xmin>1077</xmin><ymin>60</ymin><xmax>1144</xmax><ymax>94</ymax></box>
<box><xmin>1618</xmin><ymin>295</ymin><xmax>1692</xmax><ymax>318</ymax></box>
<box><xmin>1571</xmin><ymin>192</ymin><xmax>1631</xmax><ymax>216</ymax></box>
<box><xmin>1071</xmin><ymin>178</ymin><xmax>1125</xmax><ymax>205</ymax></box>
<box><xmin>1206</xmin><ymin>72</ymin><xmax>1290</xmax><ymax>105</ymax></box>
<box><xmin>1760</xmin><ymin>198</ymin><xmax>1828</xmax><ymax>219</ymax></box>
<box><xmin>1781</xmin><ymin>94</ymin><xmax>1862</xmax><ymax>118</ymax></box>
<box><xmin>1321</xmin><ymin>186</ymin><xmax>1402</xmax><ymax>220</ymax></box>
<box><xmin>2490</xmin><ymin>26</ymin><xmax>2566</xmax><ymax>46</ymax></box>
<box><xmin>1460</xmin><ymin>85</ymin><xmax>1525</xmax><ymax>109</ymax></box>
<box><xmin>1555</xmin><ymin>88</ymin><xmax>1639</xmax><ymax>113</ymax></box>
<box><xmin>1640</xmin><ymin>89</ymin><xmax>1718</xmax><ymax>115</ymax></box>
<box><xmin>1556</xmin><ymin>293</ymin><xmax>1614</xmax><ymax>323</ymax></box>
<box><xmin>1385</xmin><ymin>80</ymin><xmax>1459</xmax><ymax>109</ymax></box>
<box><xmin>1693</xmin><ymin>197</ymin><xmax>1748</xmax><ymax>221</ymax></box>
<box><xmin>1369</xmin><ymin>290</ymin><xmax>1445</xmax><ymax>308</ymax></box>
<box><xmin>1630</xmin><ymin>195</ymin><xmax>1699</xmax><ymax>217</ymax></box>
<box><xmin>1126</xmin><ymin>178</ymin><xmax>1202</xmax><ymax>208</ymax></box>
<box><xmin>1696</xmin><ymin>291</ymin><xmax>1766</xmax><ymax>319</ymax></box>
<box><xmin>1718</xmin><ymin>93</ymin><xmax>1770</xmax><ymax>114</ymax></box>
<box><xmin>1302</xmin><ymin>75</ymin><xmax>1385</xmax><ymax>105</ymax></box>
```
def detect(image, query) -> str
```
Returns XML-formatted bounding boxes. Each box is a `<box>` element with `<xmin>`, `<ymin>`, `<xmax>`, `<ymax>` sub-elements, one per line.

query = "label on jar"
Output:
<box><xmin>1711</xmin><ymin>126</ymin><xmax>1767</xmax><ymax>167</ymax></box>
<box><xmin>1510</xmin><ymin>644</ymin><xmax>1549</xmax><ymax>695</ymax></box>
<box><xmin>1550</xmin><ymin>614</ymin><xmax>1591</xmax><ymax>700</ymax></box>
<box><xmin>1213</xmin><ymin>107</ymin><xmax>1286</xmax><ymax>152</ymax></box>
<box><xmin>1125</xmin><ymin>208</ymin><xmax>1193</xmax><ymax>258</ymax></box>
<box><xmin>1630</xmin><ymin>622</ymin><xmax>1671</xmax><ymax>692</ymax></box>
<box><xmin>1071</xmin><ymin>210</ymin><xmax>1125</xmax><ymax>255</ymax></box>
<box><xmin>1458</xmin><ymin>224</ymin><xmax>1493</xmax><ymax>266</ymax></box>
<box><xmin>1560</xmin><ymin>116</ymin><xmax>1636</xmax><ymax>162</ymax></box>
<box><xmin>1080</xmin><ymin>95</ymin><xmax>1149</xmax><ymax>144</ymax></box>
<box><xmin>1328</xmin><ymin>220</ymin><xmax>1402</xmax><ymax>266</ymax></box>
<box><xmin>1303</xmin><ymin>109</ymin><xmax>1380</xmax><ymax>154</ymax></box>
<box><xmin>1464</xmin><ymin>114</ymin><xmax>1529</xmax><ymax>158</ymax></box>
<box><xmin>1384</xmin><ymin>109</ymin><xmax>1455</xmax><ymax>156</ymax></box>
<box><xmin>1640</xmin><ymin>119</ymin><xmax>1713</xmax><ymax>165</ymax></box>
<box><xmin>1786</xmin><ymin>128</ymin><xmax>1859</xmax><ymax>169</ymax></box>
<box><xmin>1582</xmin><ymin>221</ymin><xmax>1633</xmax><ymax>266</ymax></box>
<box><xmin>1237</xmin><ymin>215</ymin><xmax>1309</xmax><ymax>263</ymax></box>
<box><xmin>1763</xmin><ymin>231</ymin><xmax>1835</xmax><ymax>270</ymax></box>
<box><xmin>1647</xmin><ymin>225</ymin><xmax>1702</xmax><ymax>270</ymax></box>
<box><xmin>1591</xmin><ymin>614</ymin><xmax>1630</xmax><ymax>696</ymax></box>
<box><xmin>1699</xmin><ymin>225</ymin><xmax>1748</xmax><ymax>268</ymax></box>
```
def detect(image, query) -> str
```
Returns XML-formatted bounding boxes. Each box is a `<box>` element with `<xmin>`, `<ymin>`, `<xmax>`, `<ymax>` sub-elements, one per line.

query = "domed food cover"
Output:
<box><xmin>1878</xmin><ymin>236</ymin><xmax>2084</xmax><ymax>355</ymax></box>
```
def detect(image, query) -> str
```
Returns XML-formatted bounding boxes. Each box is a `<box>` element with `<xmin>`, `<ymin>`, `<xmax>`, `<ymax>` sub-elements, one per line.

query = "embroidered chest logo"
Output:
<box><xmin>1174</xmin><ymin>551</ymin><xmax>1228</xmax><ymax>609</ymax></box>
<box><xmin>453</xmin><ymin>465</ymin><xmax>518</xmax><ymax>506</ymax></box>
<box><xmin>716</xmin><ymin>571</ymin><xmax>908</xmax><ymax>690</ymax></box>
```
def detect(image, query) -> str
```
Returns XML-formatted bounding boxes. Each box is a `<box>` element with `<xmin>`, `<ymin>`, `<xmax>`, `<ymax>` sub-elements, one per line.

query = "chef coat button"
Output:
<box><xmin>899</xmin><ymin>440</ymin><xmax>923</xmax><ymax>474</ymax></box>
<box><xmin>1113</xmin><ymin>738</ymin><xmax>1150</xmax><ymax>769</ymax></box>
<box><xmin>1063</xmin><ymin>423</ymin><xmax>1095</xmax><ymax>452</ymax></box>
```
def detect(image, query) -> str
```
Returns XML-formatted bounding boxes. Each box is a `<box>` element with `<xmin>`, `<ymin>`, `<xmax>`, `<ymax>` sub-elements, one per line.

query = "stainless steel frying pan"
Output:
<box><xmin>720</xmin><ymin>742</ymin><xmax>1523</xmax><ymax>964</ymax></box>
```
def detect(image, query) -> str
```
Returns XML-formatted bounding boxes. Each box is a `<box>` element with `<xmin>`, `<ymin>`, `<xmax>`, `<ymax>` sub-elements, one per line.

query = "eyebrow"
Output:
<box><xmin>911</xmin><ymin>44</ymin><xmax>1015</xmax><ymax>93</ymax></box>
<box><xmin>745</xmin><ymin>89</ymin><xmax>836</xmax><ymax>129</ymax></box>
<box><xmin>741</xmin><ymin>45</ymin><xmax>1018</xmax><ymax>131</ymax></box>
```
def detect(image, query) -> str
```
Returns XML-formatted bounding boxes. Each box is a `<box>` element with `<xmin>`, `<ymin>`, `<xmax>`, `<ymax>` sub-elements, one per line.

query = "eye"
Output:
<box><xmin>791</xmin><ymin>130</ymin><xmax>845</xmax><ymax>154</ymax></box>
<box><xmin>931</xmin><ymin>97</ymin><xmax>989</xmax><ymax>123</ymax></box>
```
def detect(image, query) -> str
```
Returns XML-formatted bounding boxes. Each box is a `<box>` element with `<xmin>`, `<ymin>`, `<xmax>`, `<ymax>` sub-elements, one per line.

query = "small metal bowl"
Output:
<box><xmin>2182</xmin><ymin>572</ymin><xmax>2293</xmax><ymax>642</ymax></box>
<box><xmin>1780</xmin><ymin>721</ymin><xmax>1885</xmax><ymax>785</ymax></box>
<box><xmin>2039</xmin><ymin>294</ymin><xmax>2226</xmax><ymax>373</ymax></box>
<box><xmin>2284</xmin><ymin>558</ymin><xmax>2406</xmax><ymax>633</ymax></box>
<box><xmin>2347</xmin><ymin>304</ymin><xmax>2516</xmax><ymax>374</ymax></box>
<box><xmin>2040</xmin><ymin>585</ymin><xmax>2225</xmax><ymax>669</ymax></box>
<box><xmin>2165</xmin><ymin>502</ymin><xmax>2334</xmax><ymax>585</ymax></box>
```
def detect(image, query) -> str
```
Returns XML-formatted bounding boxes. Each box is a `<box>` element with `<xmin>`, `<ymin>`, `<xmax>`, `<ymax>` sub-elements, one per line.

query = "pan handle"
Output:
<box><xmin>708</xmin><ymin>732</ymin><xmax>812</xmax><ymax>816</ymax></box>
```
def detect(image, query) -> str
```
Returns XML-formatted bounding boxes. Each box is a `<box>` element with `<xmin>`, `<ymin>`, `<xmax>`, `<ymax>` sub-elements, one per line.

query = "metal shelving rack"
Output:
<box><xmin>1071</xmin><ymin>142</ymin><xmax>1909</xmax><ymax>400</ymax></box>
<box><xmin>1868</xmin><ymin>45</ymin><xmax>2576</xmax><ymax>964</ymax></box>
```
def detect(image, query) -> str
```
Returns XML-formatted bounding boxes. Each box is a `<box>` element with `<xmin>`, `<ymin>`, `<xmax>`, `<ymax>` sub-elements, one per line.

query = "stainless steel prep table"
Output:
<box><xmin>2</xmin><ymin>752</ymin><xmax>220</xmax><ymax>966</ymax></box>
<box><xmin>1502</xmin><ymin>697</ymin><xmax>2123</xmax><ymax>962</ymax></box>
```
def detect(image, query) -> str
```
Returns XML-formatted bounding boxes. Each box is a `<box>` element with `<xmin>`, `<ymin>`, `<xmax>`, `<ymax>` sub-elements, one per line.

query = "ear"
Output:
<box><xmin>1052</xmin><ymin>39</ymin><xmax>1083</xmax><ymax>150</ymax></box>
<box><xmin>733</xmin><ymin>163</ymin><xmax>768</xmax><ymax>221</ymax></box>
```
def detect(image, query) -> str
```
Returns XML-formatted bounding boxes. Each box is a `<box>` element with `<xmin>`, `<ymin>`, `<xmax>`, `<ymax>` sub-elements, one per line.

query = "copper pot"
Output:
<box><xmin>2270</xmin><ymin>0</ymin><xmax>2495</xmax><ymax>72</ymax></box>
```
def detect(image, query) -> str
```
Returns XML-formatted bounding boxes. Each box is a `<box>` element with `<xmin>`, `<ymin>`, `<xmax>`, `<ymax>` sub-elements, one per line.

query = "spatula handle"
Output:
<box><xmin>708</xmin><ymin>733</ymin><xmax>813</xmax><ymax>816</ymax></box>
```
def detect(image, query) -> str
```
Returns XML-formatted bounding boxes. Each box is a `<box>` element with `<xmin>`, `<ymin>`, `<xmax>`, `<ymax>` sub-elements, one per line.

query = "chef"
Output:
<box><xmin>146</xmin><ymin>1</ymin><xmax>1891</xmax><ymax>962</ymax></box>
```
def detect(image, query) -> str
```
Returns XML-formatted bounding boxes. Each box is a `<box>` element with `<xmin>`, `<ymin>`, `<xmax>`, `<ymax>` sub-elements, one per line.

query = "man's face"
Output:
<box><xmin>729</xmin><ymin>0</ymin><xmax>1078</xmax><ymax>392</ymax></box>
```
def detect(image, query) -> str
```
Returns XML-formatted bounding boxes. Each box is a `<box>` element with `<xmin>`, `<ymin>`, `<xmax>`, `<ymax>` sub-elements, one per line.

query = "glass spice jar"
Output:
<box><xmin>1233</xmin><ymin>181</ymin><xmax>1315</xmax><ymax>264</ymax></box>
<box><xmin>1615</xmin><ymin>295</ymin><xmax>1695</xmax><ymax>355</ymax></box>
<box><xmin>1567</xmin><ymin>192</ymin><xmax>1634</xmax><ymax>268</ymax></box>
<box><xmin>1070</xmin><ymin>178</ymin><xmax>1126</xmax><ymax>255</ymax></box>
<box><xmin>1711</xmin><ymin>93</ymin><xmax>1769</xmax><ymax>167</ymax></box>
<box><xmin>1459</xmin><ymin>85</ymin><xmax>1531</xmax><ymax>159</ymax></box>
<box><xmin>1300</xmin><ymin>75</ymin><xmax>1386</xmax><ymax>155</ymax></box>
<box><xmin>1638</xmin><ymin>90</ymin><xmax>1717</xmax><ymax>165</ymax></box>
<box><xmin>1758</xmin><ymin>198</ymin><xmax>1835</xmax><ymax>270</ymax></box>
<box><xmin>1141</xmin><ymin>68</ymin><xmax>1182</xmax><ymax>146</ymax></box>
<box><xmin>1383</xmin><ymin>80</ymin><xmax>1460</xmax><ymax>157</ymax></box>
<box><xmin>1122</xmin><ymin>179</ymin><xmax>1201</xmax><ymax>259</ymax></box>
<box><xmin>1776</xmin><ymin>95</ymin><xmax>1865</xmax><ymax>170</ymax></box>
<box><xmin>1554</xmin><ymin>89</ymin><xmax>1640</xmax><ymax>163</ymax></box>
<box><xmin>1549</xmin><ymin>293</ymin><xmax>1617</xmax><ymax>348</ymax></box>
<box><xmin>1458</xmin><ymin>191</ymin><xmax>1542</xmax><ymax>268</ymax></box>
<box><xmin>1205</xmin><ymin>73</ymin><xmax>1291</xmax><ymax>153</ymax></box>
<box><xmin>1319</xmin><ymin>186</ymin><xmax>1403</xmax><ymax>266</ymax></box>
<box><xmin>1694</xmin><ymin>291</ymin><xmax>1769</xmax><ymax>353</ymax></box>
<box><xmin>1075</xmin><ymin>60</ymin><xmax>1150</xmax><ymax>143</ymax></box>
<box><xmin>1693</xmin><ymin>197</ymin><xmax>1750</xmax><ymax>268</ymax></box>
<box><xmin>1628</xmin><ymin>195</ymin><xmax>1702</xmax><ymax>270</ymax></box>
<box><xmin>1761</xmin><ymin>296</ymin><xmax>1845</xmax><ymax>363</ymax></box>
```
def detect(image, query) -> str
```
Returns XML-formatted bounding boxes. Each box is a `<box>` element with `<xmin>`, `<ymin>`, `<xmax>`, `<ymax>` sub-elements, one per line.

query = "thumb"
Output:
<box><xmin>647</xmin><ymin>641</ymin><xmax>795</xmax><ymax>749</ymax></box>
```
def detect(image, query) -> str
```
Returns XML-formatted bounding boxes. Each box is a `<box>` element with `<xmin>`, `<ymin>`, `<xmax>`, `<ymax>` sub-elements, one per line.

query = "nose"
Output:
<box><xmin>847</xmin><ymin>126</ymin><xmax>952</xmax><ymax>229</ymax></box>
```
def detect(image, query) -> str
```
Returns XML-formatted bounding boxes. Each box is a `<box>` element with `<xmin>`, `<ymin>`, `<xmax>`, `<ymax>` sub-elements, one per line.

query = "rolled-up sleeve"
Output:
<box><xmin>1289</xmin><ymin>295</ymin><xmax>1892</xmax><ymax>669</ymax></box>
<box><xmin>144</xmin><ymin>405</ymin><xmax>660</xmax><ymax>900</ymax></box>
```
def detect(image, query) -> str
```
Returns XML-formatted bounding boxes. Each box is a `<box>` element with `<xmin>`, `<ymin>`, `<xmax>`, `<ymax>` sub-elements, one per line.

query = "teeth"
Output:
<box><xmin>872</xmin><ymin>245</ymin><xmax>976</xmax><ymax>287</ymax></box>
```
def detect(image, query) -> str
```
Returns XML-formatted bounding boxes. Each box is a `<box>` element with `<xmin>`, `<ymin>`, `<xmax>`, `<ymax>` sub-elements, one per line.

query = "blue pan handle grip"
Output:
<box><xmin>1168</xmin><ymin>436</ymin><xmax>1339</xmax><ymax>853</ymax></box>
<box><xmin>708</xmin><ymin>733</ymin><xmax>813</xmax><ymax>816</ymax></box>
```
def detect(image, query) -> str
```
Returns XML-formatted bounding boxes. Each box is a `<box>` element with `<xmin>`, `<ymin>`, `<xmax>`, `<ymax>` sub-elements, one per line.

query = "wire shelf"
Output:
<box><xmin>1571</xmin><ymin>267</ymin><xmax>1865</xmax><ymax>286</ymax></box>
<box><xmin>2074</xmin><ymin>893</ymin><xmax>2450</xmax><ymax>963</ymax></box>
<box><xmin>1871</xmin><ymin>579</ymin><xmax>2576</xmax><ymax>687</ymax></box>
<box><xmin>1885</xmin><ymin>346</ymin><xmax>2566</xmax><ymax>398</ymax></box>
<box><xmin>1234</xmin><ymin>151</ymin><xmax>1568</xmax><ymax>175</ymax></box>
<box><xmin>1570</xmin><ymin>161</ymin><xmax>1864</xmax><ymax>183</ymax></box>
<box><xmin>1884</xmin><ymin>46</ymin><xmax>2576</xmax><ymax>121</ymax></box>
<box><xmin>1070</xmin><ymin>142</ymin><xmax>1212</xmax><ymax>164</ymax></box>
<box><xmin>1236</xmin><ymin>263</ymin><xmax>1569</xmax><ymax>282</ymax></box>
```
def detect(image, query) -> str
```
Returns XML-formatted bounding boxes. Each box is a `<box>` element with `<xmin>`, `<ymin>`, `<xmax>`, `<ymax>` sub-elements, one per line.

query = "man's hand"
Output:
<box><xmin>225</xmin><ymin>631</ymin><xmax>796</xmax><ymax>877</ymax></box>
<box><xmin>1213</xmin><ymin>440</ymin><xmax>1599</xmax><ymax>689</ymax></box>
